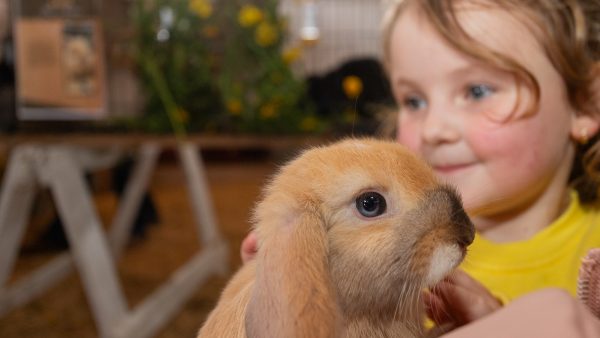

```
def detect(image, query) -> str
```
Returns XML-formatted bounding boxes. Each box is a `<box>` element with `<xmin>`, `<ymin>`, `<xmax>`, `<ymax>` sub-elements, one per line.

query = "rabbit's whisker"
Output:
<box><xmin>409</xmin><ymin>282</ymin><xmax>425</xmax><ymax>336</ymax></box>
<box><xmin>394</xmin><ymin>280</ymin><xmax>408</xmax><ymax>320</ymax></box>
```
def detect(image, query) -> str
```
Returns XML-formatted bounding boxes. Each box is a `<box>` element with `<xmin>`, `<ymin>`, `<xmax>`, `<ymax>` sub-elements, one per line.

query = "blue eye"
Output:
<box><xmin>467</xmin><ymin>84</ymin><xmax>495</xmax><ymax>100</ymax></box>
<box><xmin>402</xmin><ymin>95</ymin><xmax>427</xmax><ymax>111</ymax></box>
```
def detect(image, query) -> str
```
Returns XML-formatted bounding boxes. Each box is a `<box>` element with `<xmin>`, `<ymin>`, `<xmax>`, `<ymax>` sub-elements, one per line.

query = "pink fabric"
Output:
<box><xmin>578</xmin><ymin>248</ymin><xmax>600</xmax><ymax>317</ymax></box>
<box><xmin>442</xmin><ymin>288</ymin><xmax>600</xmax><ymax>338</ymax></box>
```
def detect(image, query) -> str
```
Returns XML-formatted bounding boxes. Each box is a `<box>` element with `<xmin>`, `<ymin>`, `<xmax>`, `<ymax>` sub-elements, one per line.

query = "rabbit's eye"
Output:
<box><xmin>355</xmin><ymin>192</ymin><xmax>387</xmax><ymax>217</ymax></box>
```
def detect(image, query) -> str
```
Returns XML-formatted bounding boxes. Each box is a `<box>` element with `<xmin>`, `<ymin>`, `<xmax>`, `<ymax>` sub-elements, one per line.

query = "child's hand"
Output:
<box><xmin>425</xmin><ymin>269</ymin><xmax>502</xmax><ymax>327</ymax></box>
<box><xmin>240</xmin><ymin>231</ymin><xmax>258</xmax><ymax>263</ymax></box>
<box><xmin>441</xmin><ymin>288</ymin><xmax>600</xmax><ymax>338</ymax></box>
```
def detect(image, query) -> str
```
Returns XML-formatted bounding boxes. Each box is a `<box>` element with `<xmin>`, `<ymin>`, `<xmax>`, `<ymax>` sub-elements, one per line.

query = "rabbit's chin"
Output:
<box><xmin>424</xmin><ymin>243</ymin><xmax>465</xmax><ymax>286</ymax></box>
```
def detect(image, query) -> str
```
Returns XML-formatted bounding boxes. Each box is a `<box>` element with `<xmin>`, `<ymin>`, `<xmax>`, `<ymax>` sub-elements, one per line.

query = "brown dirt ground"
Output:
<box><xmin>0</xmin><ymin>153</ymin><xmax>280</xmax><ymax>338</ymax></box>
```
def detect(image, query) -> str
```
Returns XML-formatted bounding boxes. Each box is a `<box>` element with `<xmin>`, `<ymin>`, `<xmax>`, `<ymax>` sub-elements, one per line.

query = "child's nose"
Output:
<box><xmin>421</xmin><ymin>103</ymin><xmax>461</xmax><ymax>144</ymax></box>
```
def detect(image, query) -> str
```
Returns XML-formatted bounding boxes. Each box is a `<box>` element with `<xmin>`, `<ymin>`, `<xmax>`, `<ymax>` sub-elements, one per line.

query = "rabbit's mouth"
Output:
<box><xmin>424</xmin><ymin>243</ymin><xmax>466</xmax><ymax>285</ymax></box>
<box><xmin>406</xmin><ymin>186</ymin><xmax>475</xmax><ymax>286</ymax></box>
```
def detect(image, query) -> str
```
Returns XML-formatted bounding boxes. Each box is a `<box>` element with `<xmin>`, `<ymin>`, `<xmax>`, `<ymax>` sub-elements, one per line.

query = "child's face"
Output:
<box><xmin>389</xmin><ymin>5</ymin><xmax>578</xmax><ymax>217</ymax></box>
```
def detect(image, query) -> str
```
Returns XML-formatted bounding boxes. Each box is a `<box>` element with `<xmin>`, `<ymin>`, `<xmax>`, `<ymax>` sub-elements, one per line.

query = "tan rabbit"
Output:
<box><xmin>197</xmin><ymin>138</ymin><xmax>475</xmax><ymax>338</ymax></box>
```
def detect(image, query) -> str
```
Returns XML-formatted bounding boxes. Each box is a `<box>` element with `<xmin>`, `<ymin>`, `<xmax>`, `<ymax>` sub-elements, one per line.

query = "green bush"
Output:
<box><xmin>131</xmin><ymin>0</ymin><xmax>323</xmax><ymax>135</ymax></box>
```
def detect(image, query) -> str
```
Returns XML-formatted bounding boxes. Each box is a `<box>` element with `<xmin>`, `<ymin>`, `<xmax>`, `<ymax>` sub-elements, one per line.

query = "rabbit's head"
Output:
<box><xmin>249</xmin><ymin>138</ymin><xmax>474</xmax><ymax>333</ymax></box>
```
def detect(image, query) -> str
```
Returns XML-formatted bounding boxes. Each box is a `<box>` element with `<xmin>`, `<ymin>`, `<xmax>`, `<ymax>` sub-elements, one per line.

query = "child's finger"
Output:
<box><xmin>433</xmin><ymin>278</ymin><xmax>501</xmax><ymax>324</ymax></box>
<box><xmin>423</xmin><ymin>289</ymin><xmax>454</xmax><ymax>325</ymax></box>
<box><xmin>445</xmin><ymin>269</ymin><xmax>489</xmax><ymax>294</ymax></box>
<box><xmin>444</xmin><ymin>269</ymin><xmax>491</xmax><ymax>297</ymax></box>
<box><xmin>446</xmin><ymin>270</ymin><xmax>503</xmax><ymax>310</ymax></box>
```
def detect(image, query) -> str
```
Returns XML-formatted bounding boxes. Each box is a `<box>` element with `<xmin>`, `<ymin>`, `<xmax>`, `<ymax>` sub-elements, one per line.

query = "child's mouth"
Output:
<box><xmin>433</xmin><ymin>163</ymin><xmax>473</xmax><ymax>174</ymax></box>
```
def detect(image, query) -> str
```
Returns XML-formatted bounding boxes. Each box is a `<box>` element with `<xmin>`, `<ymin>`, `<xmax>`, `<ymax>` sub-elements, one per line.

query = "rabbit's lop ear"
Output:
<box><xmin>246</xmin><ymin>206</ymin><xmax>343</xmax><ymax>338</ymax></box>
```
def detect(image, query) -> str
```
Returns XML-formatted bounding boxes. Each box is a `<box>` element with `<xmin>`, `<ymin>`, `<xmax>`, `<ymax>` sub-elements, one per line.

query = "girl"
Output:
<box><xmin>241</xmin><ymin>0</ymin><xmax>600</xmax><ymax>330</ymax></box>
<box><xmin>381</xmin><ymin>0</ymin><xmax>600</xmax><ymax>326</ymax></box>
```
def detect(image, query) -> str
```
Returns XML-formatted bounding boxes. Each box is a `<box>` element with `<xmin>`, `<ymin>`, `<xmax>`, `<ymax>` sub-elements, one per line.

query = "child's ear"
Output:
<box><xmin>570</xmin><ymin>62</ymin><xmax>600</xmax><ymax>143</ymax></box>
<box><xmin>571</xmin><ymin>114</ymin><xmax>600</xmax><ymax>144</ymax></box>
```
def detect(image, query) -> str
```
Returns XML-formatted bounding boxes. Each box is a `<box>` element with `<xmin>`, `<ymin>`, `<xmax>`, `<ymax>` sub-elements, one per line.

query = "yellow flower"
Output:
<box><xmin>300</xmin><ymin>116</ymin><xmax>318</xmax><ymax>131</ymax></box>
<box><xmin>342</xmin><ymin>76</ymin><xmax>363</xmax><ymax>99</ymax></box>
<box><xmin>202</xmin><ymin>25</ymin><xmax>219</xmax><ymax>39</ymax></box>
<box><xmin>282</xmin><ymin>46</ymin><xmax>302</xmax><ymax>64</ymax></box>
<box><xmin>255</xmin><ymin>22</ymin><xmax>278</xmax><ymax>47</ymax></box>
<box><xmin>238</xmin><ymin>5</ymin><xmax>263</xmax><ymax>27</ymax></box>
<box><xmin>189</xmin><ymin>0</ymin><xmax>213</xmax><ymax>19</ymax></box>
<box><xmin>227</xmin><ymin>99</ymin><xmax>243</xmax><ymax>115</ymax></box>
<box><xmin>259</xmin><ymin>103</ymin><xmax>278</xmax><ymax>119</ymax></box>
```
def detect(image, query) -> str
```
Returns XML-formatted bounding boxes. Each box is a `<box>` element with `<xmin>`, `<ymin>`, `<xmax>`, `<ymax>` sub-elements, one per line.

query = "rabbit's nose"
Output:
<box><xmin>426</xmin><ymin>186</ymin><xmax>475</xmax><ymax>247</ymax></box>
<box><xmin>453</xmin><ymin>208</ymin><xmax>475</xmax><ymax>247</ymax></box>
<box><xmin>442</xmin><ymin>187</ymin><xmax>475</xmax><ymax>247</ymax></box>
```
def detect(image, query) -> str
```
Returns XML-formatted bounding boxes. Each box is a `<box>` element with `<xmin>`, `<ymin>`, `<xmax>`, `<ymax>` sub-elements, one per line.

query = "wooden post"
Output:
<box><xmin>0</xmin><ymin>146</ymin><xmax>38</xmax><ymax>289</ymax></box>
<box><xmin>178</xmin><ymin>142</ymin><xmax>222</xmax><ymax>245</ymax></box>
<box><xmin>44</xmin><ymin>147</ymin><xmax>128</xmax><ymax>338</ymax></box>
<box><xmin>0</xmin><ymin>142</ymin><xmax>229</xmax><ymax>338</ymax></box>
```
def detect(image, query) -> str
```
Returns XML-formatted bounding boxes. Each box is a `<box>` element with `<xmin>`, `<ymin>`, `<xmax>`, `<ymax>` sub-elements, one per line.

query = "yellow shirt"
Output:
<box><xmin>461</xmin><ymin>192</ymin><xmax>600</xmax><ymax>303</ymax></box>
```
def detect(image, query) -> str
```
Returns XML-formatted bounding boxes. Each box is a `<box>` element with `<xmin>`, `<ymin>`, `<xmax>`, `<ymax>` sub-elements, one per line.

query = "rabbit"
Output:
<box><xmin>197</xmin><ymin>138</ymin><xmax>475</xmax><ymax>338</ymax></box>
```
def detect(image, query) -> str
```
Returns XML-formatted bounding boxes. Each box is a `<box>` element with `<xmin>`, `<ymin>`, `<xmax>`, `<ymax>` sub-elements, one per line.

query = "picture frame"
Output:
<box><xmin>12</xmin><ymin>0</ymin><xmax>107</xmax><ymax>121</ymax></box>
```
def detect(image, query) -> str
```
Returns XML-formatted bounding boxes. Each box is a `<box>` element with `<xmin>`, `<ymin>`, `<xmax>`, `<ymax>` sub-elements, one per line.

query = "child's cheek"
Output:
<box><xmin>467</xmin><ymin>117</ymin><xmax>532</xmax><ymax>165</ymax></box>
<box><xmin>397</xmin><ymin>116</ymin><xmax>422</xmax><ymax>154</ymax></box>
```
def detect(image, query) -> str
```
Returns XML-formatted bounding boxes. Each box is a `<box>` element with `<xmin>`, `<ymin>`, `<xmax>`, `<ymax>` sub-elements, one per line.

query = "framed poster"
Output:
<box><xmin>13</xmin><ymin>0</ymin><xmax>107</xmax><ymax>120</ymax></box>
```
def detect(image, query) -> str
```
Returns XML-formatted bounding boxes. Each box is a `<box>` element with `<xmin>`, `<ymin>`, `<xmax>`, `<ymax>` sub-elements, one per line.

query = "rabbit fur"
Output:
<box><xmin>197</xmin><ymin>138</ymin><xmax>475</xmax><ymax>338</ymax></box>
